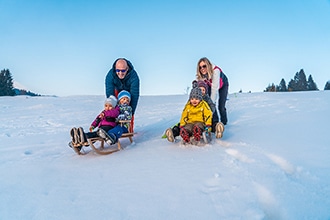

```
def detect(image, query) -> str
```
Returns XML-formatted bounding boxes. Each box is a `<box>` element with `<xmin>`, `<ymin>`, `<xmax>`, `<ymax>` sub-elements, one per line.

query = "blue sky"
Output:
<box><xmin>1</xmin><ymin>0</ymin><xmax>330</xmax><ymax>96</ymax></box>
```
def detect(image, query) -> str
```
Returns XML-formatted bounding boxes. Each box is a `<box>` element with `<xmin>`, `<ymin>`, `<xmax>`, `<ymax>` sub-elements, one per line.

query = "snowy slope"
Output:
<box><xmin>0</xmin><ymin>92</ymin><xmax>329</xmax><ymax>220</ymax></box>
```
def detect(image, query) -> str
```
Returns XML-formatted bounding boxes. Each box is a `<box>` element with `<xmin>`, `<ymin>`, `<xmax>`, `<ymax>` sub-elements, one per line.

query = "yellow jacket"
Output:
<box><xmin>179</xmin><ymin>100</ymin><xmax>212</xmax><ymax>127</ymax></box>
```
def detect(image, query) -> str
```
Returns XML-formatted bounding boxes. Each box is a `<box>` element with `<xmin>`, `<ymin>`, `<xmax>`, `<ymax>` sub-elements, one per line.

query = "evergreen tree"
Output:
<box><xmin>307</xmin><ymin>75</ymin><xmax>318</xmax><ymax>90</ymax></box>
<box><xmin>325</xmin><ymin>81</ymin><xmax>330</xmax><ymax>90</ymax></box>
<box><xmin>0</xmin><ymin>69</ymin><xmax>15</xmax><ymax>96</ymax></box>
<box><xmin>287</xmin><ymin>79</ymin><xmax>295</xmax><ymax>91</ymax></box>
<box><xmin>264</xmin><ymin>83</ymin><xmax>276</xmax><ymax>92</ymax></box>
<box><xmin>296</xmin><ymin>69</ymin><xmax>307</xmax><ymax>91</ymax></box>
<box><xmin>288</xmin><ymin>69</ymin><xmax>307</xmax><ymax>91</ymax></box>
<box><xmin>278</xmin><ymin>78</ymin><xmax>287</xmax><ymax>91</ymax></box>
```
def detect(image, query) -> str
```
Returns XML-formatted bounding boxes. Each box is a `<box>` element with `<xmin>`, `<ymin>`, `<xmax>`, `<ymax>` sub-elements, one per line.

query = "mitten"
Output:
<box><xmin>89</xmin><ymin>126</ymin><xmax>95</xmax><ymax>132</ymax></box>
<box><xmin>192</xmin><ymin>80</ymin><xmax>198</xmax><ymax>88</ymax></box>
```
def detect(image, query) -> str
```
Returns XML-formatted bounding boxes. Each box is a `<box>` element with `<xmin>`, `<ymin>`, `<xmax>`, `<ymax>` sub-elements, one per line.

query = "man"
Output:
<box><xmin>105</xmin><ymin>58</ymin><xmax>140</xmax><ymax>132</ymax></box>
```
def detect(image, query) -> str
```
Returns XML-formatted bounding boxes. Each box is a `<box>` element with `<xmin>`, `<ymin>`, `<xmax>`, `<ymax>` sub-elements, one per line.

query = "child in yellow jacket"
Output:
<box><xmin>180</xmin><ymin>87</ymin><xmax>212</xmax><ymax>143</ymax></box>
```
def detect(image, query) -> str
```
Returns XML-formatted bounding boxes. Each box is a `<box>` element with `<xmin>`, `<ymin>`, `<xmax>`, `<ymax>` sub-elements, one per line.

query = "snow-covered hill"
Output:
<box><xmin>0</xmin><ymin>92</ymin><xmax>329</xmax><ymax>219</ymax></box>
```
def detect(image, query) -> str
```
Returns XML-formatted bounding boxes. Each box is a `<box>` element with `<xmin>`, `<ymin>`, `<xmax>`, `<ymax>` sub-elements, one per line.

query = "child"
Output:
<box><xmin>179</xmin><ymin>87</ymin><xmax>212</xmax><ymax>143</ymax></box>
<box><xmin>68</xmin><ymin>95</ymin><xmax>119</xmax><ymax>152</ymax></box>
<box><xmin>97</xmin><ymin>90</ymin><xmax>133</xmax><ymax>145</ymax></box>
<box><xmin>195</xmin><ymin>80</ymin><xmax>225</xmax><ymax>138</ymax></box>
<box><xmin>165</xmin><ymin>80</ymin><xmax>224</xmax><ymax>142</ymax></box>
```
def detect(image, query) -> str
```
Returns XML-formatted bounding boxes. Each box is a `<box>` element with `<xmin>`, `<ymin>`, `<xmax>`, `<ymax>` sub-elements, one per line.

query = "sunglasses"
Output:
<box><xmin>199</xmin><ymin>65</ymin><xmax>207</xmax><ymax>69</ymax></box>
<box><xmin>116</xmin><ymin>69</ymin><xmax>127</xmax><ymax>73</ymax></box>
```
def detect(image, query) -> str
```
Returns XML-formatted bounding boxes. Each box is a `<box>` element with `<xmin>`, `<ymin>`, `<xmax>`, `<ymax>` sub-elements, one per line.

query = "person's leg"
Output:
<box><xmin>218</xmin><ymin>85</ymin><xmax>228</xmax><ymax>125</ymax></box>
<box><xmin>192</xmin><ymin>122</ymin><xmax>204</xmax><ymax>141</ymax></box>
<box><xmin>128</xmin><ymin>115</ymin><xmax>134</xmax><ymax>133</ymax></box>
<box><xmin>211</xmin><ymin>111</ymin><xmax>219</xmax><ymax>132</ymax></box>
<box><xmin>180</xmin><ymin>123</ymin><xmax>193</xmax><ymax>143</ymax></box>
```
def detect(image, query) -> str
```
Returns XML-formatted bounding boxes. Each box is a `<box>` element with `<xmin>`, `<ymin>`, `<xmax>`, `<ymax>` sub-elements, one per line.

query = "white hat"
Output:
<box><xmin>105</xmin><ymin>95</ymin><xmax>117</xmax><ymax>107</ymax></box>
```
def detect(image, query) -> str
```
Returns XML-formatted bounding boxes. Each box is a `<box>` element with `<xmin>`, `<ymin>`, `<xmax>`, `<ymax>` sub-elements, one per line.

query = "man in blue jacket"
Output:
<box><xmin>105</xmin><ymin>58</ymin><xmax>140</xmax><ymax>132</ymax></box>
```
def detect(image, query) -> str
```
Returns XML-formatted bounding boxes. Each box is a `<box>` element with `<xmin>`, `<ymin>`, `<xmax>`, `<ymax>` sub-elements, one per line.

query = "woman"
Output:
<box><xmin>196</xmin><ymin>57</ymin><xmax>229</xmax><ymax>126</ymax></box>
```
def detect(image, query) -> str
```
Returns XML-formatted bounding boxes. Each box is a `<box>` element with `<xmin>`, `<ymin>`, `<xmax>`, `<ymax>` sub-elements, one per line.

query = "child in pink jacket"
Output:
<box><xmin>68</xmin><ymin>95</ymin><xmax>119</xmax><ymax>152</ymax></box>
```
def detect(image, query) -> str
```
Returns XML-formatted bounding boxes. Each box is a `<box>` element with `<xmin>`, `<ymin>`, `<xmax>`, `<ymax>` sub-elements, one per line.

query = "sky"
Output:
<box><xmin>1</xmin><ymin>0</ymin><xmax>330</xmax><ymax>96</ymax></box>
<box><xmin>1</xmin><ymin>91</ymin><xmax>329</xmax><ymax>219</ymax></box>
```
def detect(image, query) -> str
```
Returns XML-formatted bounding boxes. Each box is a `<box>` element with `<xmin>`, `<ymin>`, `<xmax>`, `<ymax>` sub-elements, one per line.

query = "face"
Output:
<box><xmin>199</xmin><ymin>61</ymin><xmax>208</xmax><ymax>75</ymax></box>
<box><xmin>199</xmin><ymin>86</ymin><xmax>206</xmax><ymax>95</ymax></box>
<box><xmin>190</xmin><ymin>98</ymin><xmax>201</xmax><ymax>106</ymax></box>
<box><xmin>104</xmin><ymin>103</ymin><xmax>113</xmax><ymax>111</ymax></box>
<box><xmin>115</xmin><ymin>60</ymin><xmax>128</xmax><ymax>79</ymax></box>
<box><xmin>119</xmin><ymin>97</ymin><xmax>130</xmax><ymax>105</ymax></box>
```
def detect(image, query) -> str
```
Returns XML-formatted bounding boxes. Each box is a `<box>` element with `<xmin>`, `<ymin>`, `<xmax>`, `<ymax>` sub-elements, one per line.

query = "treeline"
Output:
<box><xmin>0</xmin><ymin>69</ymin><xmax>40</xmax><ymax>97</ymax></box>
<box><xmin>265</xmin><ymin>69</ymin><xmax>330</xmax><ymax>92</ymax></box>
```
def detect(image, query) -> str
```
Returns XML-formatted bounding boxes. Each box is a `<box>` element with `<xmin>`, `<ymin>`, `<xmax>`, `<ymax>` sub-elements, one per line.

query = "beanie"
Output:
<box><xmin>105</xmin><ymin>95</ymin><xmax>117</xmax><ymax>107</ymax></box>
<box><xmin>118</xmin><ymin>90</ymin><xmax>131</xmax><ymax>102</ymax></box>
<box><xmin>189</xmin><ymin>87</ymin><xmax>202</xmax><ymax>101</ymax></box>
<box><xmin>197</xmin><ymin>80</ymin><xmax>208</xmax><ymax>94</ymax></box>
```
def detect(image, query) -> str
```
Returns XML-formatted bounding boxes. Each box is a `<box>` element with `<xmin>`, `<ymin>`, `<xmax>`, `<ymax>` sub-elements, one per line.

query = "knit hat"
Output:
<box><xmin>189</xmin><ymin>87</ymin><xmax>202</xmax><ymax>101</ymax></box>
<box><xmin>197</xmin><ymin>80</ymin><xmax>208</xmax><ymax>94</ymax></box>
<box><xmin>105</xmin><ymin>95</ymin><xmax>117</xmax><ymax>107</ymax></box>
<box><xmin>118</xmin><ymin>90</ymin><xmax>131</xmax><ymax>102</ymax></box>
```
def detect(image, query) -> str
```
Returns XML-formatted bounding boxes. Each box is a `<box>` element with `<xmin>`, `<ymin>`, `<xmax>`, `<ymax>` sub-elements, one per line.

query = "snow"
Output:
<box><xmin>0</xmin><ymin>91</ymin><xmax>330</xmax><ymax>220</ymax></box>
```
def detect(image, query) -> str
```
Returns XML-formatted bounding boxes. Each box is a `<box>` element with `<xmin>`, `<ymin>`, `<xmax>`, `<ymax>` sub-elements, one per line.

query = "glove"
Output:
<box><xmin>89</xmin><ymin>126</ymin><xmax>95</xmax><ymax>132</ymax></box>
<box><xmin>192</xmin><ymin>80</ymin><xmax>198</xmax><ymax>88</ymax></box>
<box><xmin>205</xmin><ymin>126</ymin><xmax>212</xmax><ymax>133</ymax></box>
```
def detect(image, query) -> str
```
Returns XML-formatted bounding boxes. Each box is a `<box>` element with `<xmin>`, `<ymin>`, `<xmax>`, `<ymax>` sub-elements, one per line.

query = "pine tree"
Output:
<box><xmin>307</xmin><ymin>75</ymin><xmax>318</xmax><ymax>90</ymax></box>
<box><xmin>325</xmin><ymin>81</ymin><xmax>330</xmax><ymax>90</ymax></box>
<box><xmin>264</xmin><ymin>83</ymin><xmax>276</xmax><ymax>92</ymax></box>
<box><xmin>278</xmin><ymin>78</ymin><xmax>287</xmax><ymax>91</ymax></box>
<box><xmin>296</xmin><ymin>69</ymin><xmax>307</xmax><ymax>91</ymax></box>
<box><xmin>288</xmin><ymin>69</ymin><xmax>307</xmax><ymax>91</ymax></box>
<box><xmin>0</xmin><ymin>69</ymin><xmax>15</xmax><ymax>96</ymax></box>
<box><xmin>287</xmin><ymin>79</ymin><xmax>295</xmax><ymax>91</ymax></box>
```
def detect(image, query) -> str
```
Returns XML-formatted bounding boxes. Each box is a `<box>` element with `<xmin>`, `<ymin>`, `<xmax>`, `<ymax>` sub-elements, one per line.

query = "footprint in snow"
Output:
<box><xmin>225</xmin><ymin>149</ymin><xmax>255</xmax><ymax>163</ymax></box>
<box><xmin>266</xmin><ymin>153</ymin><xmax>296</xmax><ymax>175</ymax></box>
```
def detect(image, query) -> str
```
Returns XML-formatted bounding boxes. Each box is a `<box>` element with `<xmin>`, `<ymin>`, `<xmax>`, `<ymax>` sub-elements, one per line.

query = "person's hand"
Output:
<box><xmin>98</xmin><ymin>112</ymin><xmax>104</xmax><ymax>119</ymax></box>
<box><xmin>89</xmin><ymin>126</ymin><xmax>95</xmax><ymax>132</ymax></box>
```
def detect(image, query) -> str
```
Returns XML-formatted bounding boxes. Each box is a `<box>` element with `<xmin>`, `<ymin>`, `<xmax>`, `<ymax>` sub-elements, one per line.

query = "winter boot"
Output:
<box><xmin>97</xmin><ymin>128</ymin><xmax>116</xmax><ymax>146</ymax></box>
<box><xmin>215</xmin><ymin>122</ymin><xmax>225</xmax><ymax>139</ymax></box>
<box><xmin>192</xmin><ymin>125</ymin><xmax>202</xmax><ymax>142</ymax></box>
<box><xmin>165</xmin><ymin>128</ymin><xmax>174</xmax><ymax>142</ymax></box>
<box><xmin>70</xmin><ymin>127</ymin><xmax>80</xmax><ymax>145</ymax></box>
<box><xmin>77</xmin><ymin>127</ymin><xmax>89</xmax><ymax>146</ymax></box>
<box><xmin>180</xmin><ymin>127</ymin><xmax>190</xmax><ymax>143</ymax></box>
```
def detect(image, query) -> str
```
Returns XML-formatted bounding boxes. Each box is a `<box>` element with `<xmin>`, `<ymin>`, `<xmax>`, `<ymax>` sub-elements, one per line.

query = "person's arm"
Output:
<box><xmin>211</xmin><ymin>66</ymin><xmax>220</xmax><ymax>103</ymax></box>
<box><xmin>105</xmin><ymin>70</ymin><xmax>115</xmax><ymax>98</ymax></box>
<box><xmin>129</xmin><ymin>72</ymin><xmax>140</xmax><ymax>114</ymax></box>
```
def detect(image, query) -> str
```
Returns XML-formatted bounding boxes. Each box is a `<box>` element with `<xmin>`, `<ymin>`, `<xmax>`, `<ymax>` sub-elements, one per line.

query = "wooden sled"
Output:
<box><xmin>86</xmin><ymin>120</ymin><xmax>134</xmax><ymax>155</ymax></box>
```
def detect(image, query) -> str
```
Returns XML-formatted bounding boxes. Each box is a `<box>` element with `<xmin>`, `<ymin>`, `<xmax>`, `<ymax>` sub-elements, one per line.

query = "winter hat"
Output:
<box><xmin>197</xmin><ymin>80</ymin><xmax>208</xmax><ymax>94</ymax></box>
<box><xmin>105</xmin><ymin>95</ymin><xmax>117</xmax><ymax>107</ymax></box>
<box><xmin>118</xmin><ymin>90</ymin><xmax>131</xmax><ymax>102</ymax></box>
<box><xmin>189</xmin><ymin>87</ymin><xmax>202</xmax><ymax>101</ymax></box>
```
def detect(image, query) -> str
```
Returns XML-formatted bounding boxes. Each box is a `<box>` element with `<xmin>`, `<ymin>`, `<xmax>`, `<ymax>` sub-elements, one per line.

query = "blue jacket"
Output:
<box><xmin>105</xmin><ymin>58</ymin><xmax>140</xmax><ymax>114</ymax></box>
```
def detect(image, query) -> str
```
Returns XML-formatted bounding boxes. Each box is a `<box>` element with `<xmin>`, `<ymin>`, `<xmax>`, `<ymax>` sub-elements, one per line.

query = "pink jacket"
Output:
<box><xmin>91</xmin><ymin>106</ymin><xmax>119</xmax><ymax>128</ymax></box>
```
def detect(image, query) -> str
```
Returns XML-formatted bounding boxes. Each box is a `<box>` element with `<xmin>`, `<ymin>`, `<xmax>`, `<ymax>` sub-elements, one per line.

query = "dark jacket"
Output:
<box><xmin>105</xmin><ymin>58</ymin><xmax>140</xmax><ymax>114</ymax></box>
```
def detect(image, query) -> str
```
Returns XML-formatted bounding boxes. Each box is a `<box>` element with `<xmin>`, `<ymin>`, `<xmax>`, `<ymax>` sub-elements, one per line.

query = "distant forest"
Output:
<box><xmin>265</xmin><ymin>69</ymin><xmax>330</xmax><ymax>92</ymax></box>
